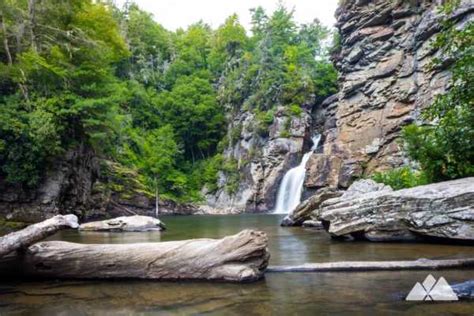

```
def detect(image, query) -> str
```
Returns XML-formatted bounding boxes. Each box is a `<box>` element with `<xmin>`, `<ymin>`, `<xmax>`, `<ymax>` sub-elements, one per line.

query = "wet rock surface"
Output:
<box><xmin>452</xmin><ymin>280</ymin><xmax>474</xmax><ymax>300</ymax></box>
<box><xmin>204</xmin><ymin>106</ymin><xmax>313</xmax><ymax>213</ymax></box>
<box><xmin>281</xmin><ymin>187</ymin><xmax>342</xmax><ymax>227</ymax></box>
<box><xmin>317</xmin><ymin>178</ymin><xmax>474</xmax><ymax>242</ymax></box>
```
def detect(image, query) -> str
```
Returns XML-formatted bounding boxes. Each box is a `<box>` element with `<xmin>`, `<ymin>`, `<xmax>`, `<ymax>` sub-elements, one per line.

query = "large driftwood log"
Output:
<box><xmin>12</xmin><ymin>229</ymin><xmax>269</xmax><ymax>282</ymax></box>
<box><xmin>267</xmin><ymin>258</ymin><xmax>474</xmax><ymax>272</ymax></box>
<box><xmin>0</xmin><ymin>214</ymin><xmax>79</xmax><ymax>258</ymax></box>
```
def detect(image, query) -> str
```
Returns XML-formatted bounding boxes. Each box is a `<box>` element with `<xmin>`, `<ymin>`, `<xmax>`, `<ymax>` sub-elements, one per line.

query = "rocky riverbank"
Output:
<box><xmin>282</xmin><ymin>177</ymin><xmax>474</xmax><ymax>243</ymax></box>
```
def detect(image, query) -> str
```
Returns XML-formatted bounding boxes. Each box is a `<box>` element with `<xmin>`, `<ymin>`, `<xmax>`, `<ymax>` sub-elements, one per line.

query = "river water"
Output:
<box><xmin>1</xmin><ymin>214</ymin><xmax>473</xmax><ymax>314</ymax></box>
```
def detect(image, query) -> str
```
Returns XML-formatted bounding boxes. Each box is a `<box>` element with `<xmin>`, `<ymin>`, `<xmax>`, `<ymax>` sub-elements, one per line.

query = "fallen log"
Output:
<box><xmin>3</xmin><ymin>230</ymin><xmax>269</xmax><ymax>282</ymax></box>
<box><xmin>267</xmin><ymin>258</ymin><xmax>474</xmax><ymax>272</ymax></box>
<box><xmin>0</xmin><ymin>214</ymin><xmax>79</xmax><ymax>258</ymax></box>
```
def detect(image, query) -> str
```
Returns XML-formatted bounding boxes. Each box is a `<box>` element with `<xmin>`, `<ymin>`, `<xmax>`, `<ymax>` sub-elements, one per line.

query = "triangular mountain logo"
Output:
<box><xmin>406</xmin><ymin>274</ymin><xmax>458</xmax><ymax>301</ymax></box>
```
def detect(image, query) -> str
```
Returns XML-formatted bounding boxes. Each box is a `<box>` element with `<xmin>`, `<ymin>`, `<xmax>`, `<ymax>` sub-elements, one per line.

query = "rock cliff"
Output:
<box><xmin>203</xmin><ymin>106</ymin><xmax>313</xmax><ymax>213</ymax></box>
<box><xmin>205</xmin><ymin>0</ymin><xmax>474</xmax><ymax>214</ymax></box>
<box><xmin>0</xmin><ymin>147</ymin><xmax>195</xmax><ymax>224</ymax></box>
<box><xmin>2</xmin><ymin>0</ymin><xmax>472</xmax><ymax>221</ymax></box>
<box><xmin>305</xmin><ymin>0</ymin><xmax>473</xmax><ymax>191</ymax></box>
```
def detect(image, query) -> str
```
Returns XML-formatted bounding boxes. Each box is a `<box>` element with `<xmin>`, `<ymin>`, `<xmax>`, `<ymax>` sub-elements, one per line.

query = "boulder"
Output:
<box><xmin>79</xmin><ymin>215</ymin><xmax>165</xmax><ymax>232</ymax></box>
<box><xmin>281</xmin><ymin>188</ymin><xmax>342</xmax><ymax>226</ymax></box>
<box><xmin>318</xmin><ymin>178</ymin><xmax>474</xmax><ymax>242</ymax></box>
<box><xmin>339</xmin><ymin>179</ymin><xmax>392</xmax><ymax>200</ymax></box>
<box><xmin>452</xmin><ymin>280</ymin><xmax>474</xmax><ymax>300</ymax></box>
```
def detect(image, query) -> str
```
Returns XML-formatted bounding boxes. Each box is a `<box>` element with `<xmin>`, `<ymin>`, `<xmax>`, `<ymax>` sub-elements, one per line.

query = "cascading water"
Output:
<box><xmin>273</xmin><ymin>134</ymin><xmax>321</xmax><ymax>214</ymax></box>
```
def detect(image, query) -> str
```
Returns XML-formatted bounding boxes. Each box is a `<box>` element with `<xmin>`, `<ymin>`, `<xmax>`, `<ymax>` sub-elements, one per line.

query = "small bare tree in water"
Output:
<box><xmin>154</xmin><ymin>177</ymin><xmax>160</xmax><ymax>217</ymax></box>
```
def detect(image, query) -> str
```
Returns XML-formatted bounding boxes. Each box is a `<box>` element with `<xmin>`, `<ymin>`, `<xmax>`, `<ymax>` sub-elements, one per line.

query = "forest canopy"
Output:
<box><xmin>0</xmin><ymin>0</ymin><xmax>337</xmax><ymax>202</ymax></box>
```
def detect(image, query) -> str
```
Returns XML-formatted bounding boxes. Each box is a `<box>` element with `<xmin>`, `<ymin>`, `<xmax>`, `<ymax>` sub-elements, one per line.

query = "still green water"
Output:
<box><xmin>1</xmin><ymin>214</ymin><xmax>473</xmax><ymax>315</ymax></box>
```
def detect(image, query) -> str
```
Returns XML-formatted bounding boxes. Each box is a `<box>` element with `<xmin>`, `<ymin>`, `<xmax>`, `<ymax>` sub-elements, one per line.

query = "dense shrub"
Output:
<box><xmin>371</xmin><ymin>167</ymin><xmax>428</xmax><ymax>190</ymax></box>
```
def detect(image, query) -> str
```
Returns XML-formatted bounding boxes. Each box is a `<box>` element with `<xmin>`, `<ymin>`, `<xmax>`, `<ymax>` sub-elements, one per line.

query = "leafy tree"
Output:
<box><xmin>0</xmin><ymin>1</ymin><xmax>339</xmax><ymax>204</ymax></box>
<box><xmin>0</xmin><ymin>0</ymin><xmax>128</xmax><ymax>188</ymax></box>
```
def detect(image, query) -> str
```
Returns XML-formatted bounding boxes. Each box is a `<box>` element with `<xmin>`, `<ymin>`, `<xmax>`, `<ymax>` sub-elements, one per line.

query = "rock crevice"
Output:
<box><xmin>305</xmin><ymin>0</ymin><xmax>473</xmax><ymax>190</ymax></box>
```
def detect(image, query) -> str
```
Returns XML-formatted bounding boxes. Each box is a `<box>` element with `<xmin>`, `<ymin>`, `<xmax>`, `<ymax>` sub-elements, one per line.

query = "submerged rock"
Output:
<box><xmin>318</xmin><ymin>178</ymin><xmax>474</xmax><ymax>242</ymax></box>
<box><xmin>281</xmin><ymin>188</ymin><xmax>342</xmax><ymax>226</ymax></box>
<box><xmin>302</xmin><ymin>220</ymin><xmax>323</xmax><ymax>228</ymax></box>
<box><xmin>452</xmin><ymin>280</ymin><xmax>474</xmax><ymax>300</ymax></box>
<box><xmin>79</xmin><ymin>215</ymin><xmax>165</xmax><ymax>232</ymax></box>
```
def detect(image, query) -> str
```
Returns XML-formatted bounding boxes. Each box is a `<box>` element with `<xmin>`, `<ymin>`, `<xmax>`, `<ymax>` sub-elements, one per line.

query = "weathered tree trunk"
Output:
<box><xmin>267</xmin><ymin>258</ymin><xmax>474</xmax><ymax>272</ymax></box>
<box><xmin>0</xmin><ymin>214</ymin><xmax>79</xmax><ymax>258</ymax></box>
<box><xmin>0</xmin><ymin>14</ymin><xmax>13</xmax><ymax>65</ymax></box>
<box><xmin>155</xmin><ymin>179</ymin><xmax>160</xmax><ymax>218</ymax></box>
<box><xmin>28</xmin><ymin>0</ymin><xmax>38</xmax><ymax>51</ymax></box>
<box><xmin>7</xmin><ymin>230</ymin><xmax>269</xmax><ymax>282</ymax></box>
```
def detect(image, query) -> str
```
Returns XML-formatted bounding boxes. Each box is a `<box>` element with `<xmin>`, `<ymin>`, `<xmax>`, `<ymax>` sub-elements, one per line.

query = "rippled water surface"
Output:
<box><xmin>1</xmin><ymin>214</ymin><xmax>473</xmax><ymax>315</ymax></box>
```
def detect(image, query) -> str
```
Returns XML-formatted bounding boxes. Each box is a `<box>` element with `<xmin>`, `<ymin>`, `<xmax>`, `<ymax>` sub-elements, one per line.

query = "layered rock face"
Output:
<box><xmin>0</xmin><ymin>146</ymin><xmax>100</xmax><ymax>223</ymax></box>
<box><xmin>305</xmin><ymin>0</ymin><xmax>474</xmax><ymax>191</ymax></box>
<box><xmin>318</xmin><ymin>178</ymin><xmax>474</xmax><ymax>242</ymax></box>
<box><xmin>280</xmin><ymin>187</ymin><xmax>342</xmax><ymax>226</ymax></box>
<box><xmin>0</xmin><ymin>147</ymin><xmax>195</xmax><ymax>224</ymax></box>
<box><xmin>204</xmin><ymin>106</ymin><xmax>313</xmax><ymax>213</ymax></box>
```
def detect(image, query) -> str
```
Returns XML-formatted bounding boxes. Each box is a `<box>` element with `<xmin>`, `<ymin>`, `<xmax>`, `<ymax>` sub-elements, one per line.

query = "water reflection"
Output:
<box><xmin>48</xmin><ymin>214</ymin><xmax>474</xmax><ymax>265</ymax></box>
<box><xmin>1</xmin><ymin>214</ymin><xmax>472</xmax><ymax>314</ymax></box>
<box><xmin>2</xmin><ymin>271</ymin><xmax>473</xmax><ymax>315</ymax></box>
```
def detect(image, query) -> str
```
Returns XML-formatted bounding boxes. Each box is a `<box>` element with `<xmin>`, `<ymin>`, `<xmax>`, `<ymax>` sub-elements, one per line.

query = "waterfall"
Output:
<box><xmin>273</xmin><ymin>134</ymin><xmax>321</xmax><ymax>214</ymax></box>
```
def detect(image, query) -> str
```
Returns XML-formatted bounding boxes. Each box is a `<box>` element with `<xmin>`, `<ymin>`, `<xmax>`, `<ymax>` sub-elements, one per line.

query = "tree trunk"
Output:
<box><xmin>155</xmin><ymin>179</ymin><xmax>159</xmax><ymax>218</ymax></box>
<box><xmin>28</xmin><ymin>0</ymin><xmax>38</xmax><ymax>51</ymax></box>
<box><xmin>0</xmin><ymin>15</ymin><xmax>13</xmax><ymax>65</ymax></box>
<box><xmin>267</xmin><ymin>258</ymin><xmax>474</xmax><ymax>272</ymax></box>
<box><xmin>4</xmin><ymin>230</ymin><xmax>269</xmax><ymax>282</ymax></box>
<box><xmin>0</xmin><ymin>215</ymin><xmax>79</xmax><ymax>258</ymax></box>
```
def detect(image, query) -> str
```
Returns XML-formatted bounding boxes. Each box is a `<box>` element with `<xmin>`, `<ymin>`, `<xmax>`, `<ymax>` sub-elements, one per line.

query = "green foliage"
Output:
<box><xmin>255</xmin><ymin>109</ymin><xmax>274</xmax><ymax>137</ymax></box>
<box><xmin>222</xmin><ymin>157</ymin><xmax>240</xmax><ymax>194</ymax></box>
<box><xmin>287</xmin><ymin>104</ymin><xmax>303</xmax><ymax>117</ymax></box>
<box><xmin>400</xmin><ymin>1</ymin><xmax>473</xmax><ymax>183</ymax></box>
<box><xmin>218</xmin><ymin>5</ymin><xmax>337</xmax><ymax>114</ymax></box>
<box><xmin>0</xmin><ymin>1</ymin><xmax>338</xmax><ymax>202</ymax></box>
<box><xmin>230</xmin><ymin>123</ymin><xmax>243</xmax><ymax>145</ymax></box>
<box><xmin>371</xmin><ymin>167</ymin><xmax>428</xmax><ymax>190</ymax></box>
<box><xmin>280</xmin><ymin>117</ymin><xmax>292</xmax><ymax>138</ymax></box>
<box><xmin>191</xmin><ymin>154</ymin><xmax>224</xmax><ymax>193</ymax></box>
<box><xmin>0</xmin><ymin>0</ymin><xmax>127</xmax><ymax>187</ymax></box>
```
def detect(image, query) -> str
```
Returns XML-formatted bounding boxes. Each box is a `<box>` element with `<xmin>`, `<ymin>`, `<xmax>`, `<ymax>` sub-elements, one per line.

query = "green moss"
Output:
<box><xmin>222</xmin><ymin>157</ymin><xmax>240</xmax><ymax>194</ymax></box>
<box><xmin>96</xmin><ymin>160</ymin><xmax>154</xmax><ymax>201</ymax></box>
<box><xmin>230</xmin><ymin>123</ymin><xmax>243</xmax><ymax>145</ymax></box>
<box><xmin>287</xmin><ymin>104</ymin><xmax>303</xmax><ymax>117</ymax></box>
<box><xmin>0</xmin><ymin>219</ymin><xmax>28</xmax><ymax>235</ymax></box>
<box><xmin>279</xmin><ymin>117</ymin><xmax>292</xmax><ymax>138</ymax></box>
<box><xmin>255</xmin><ymin>109</ymin><xmax>275</xmax><ymax>138</ymax></box>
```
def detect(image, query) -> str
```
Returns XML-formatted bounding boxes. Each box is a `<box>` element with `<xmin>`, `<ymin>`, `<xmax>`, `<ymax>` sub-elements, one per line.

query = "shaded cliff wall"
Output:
<box><xmin>0</xmin><ymin>146</ymin><xmax>195</xmax><ymax>223</ymax></box>
<box><xmin>305</xmin><ymin>0</ymin><xmax>473</xmax><ymax>191</ymax></box>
